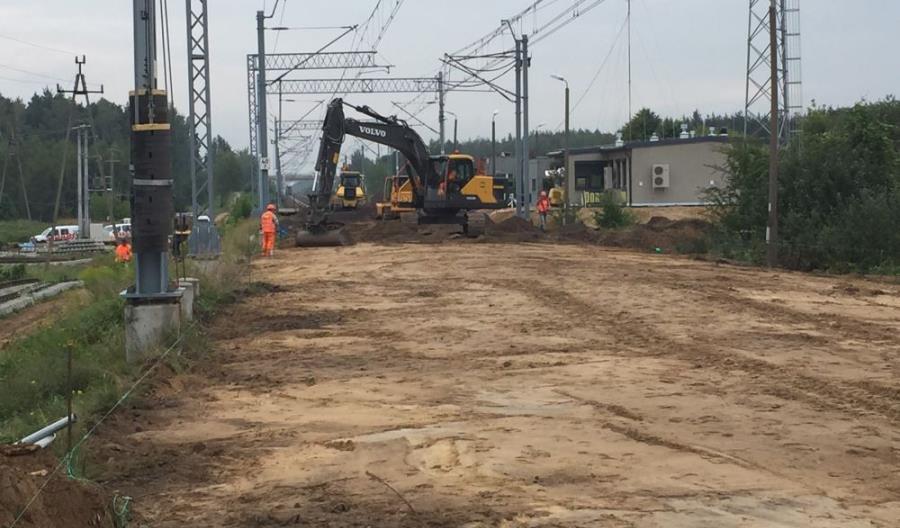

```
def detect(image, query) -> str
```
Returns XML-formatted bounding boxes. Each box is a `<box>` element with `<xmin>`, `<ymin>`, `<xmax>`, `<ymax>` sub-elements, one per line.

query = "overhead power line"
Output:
<box><xmin>0</xmin><ymin>33</ymin><xmax>76</xmax><ymax>56</ymax></box>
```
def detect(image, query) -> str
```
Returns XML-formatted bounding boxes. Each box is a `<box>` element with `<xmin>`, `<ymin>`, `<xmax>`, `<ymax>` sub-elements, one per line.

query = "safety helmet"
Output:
<box><xmin>540</xmin><ymin>190</ymin><xmax>548</xmax><ymax>197</ymax></box>
<box><xmin>266</xmin><ymin>203</ymin><xmax>276</xmax><ymax>212</ymax></box>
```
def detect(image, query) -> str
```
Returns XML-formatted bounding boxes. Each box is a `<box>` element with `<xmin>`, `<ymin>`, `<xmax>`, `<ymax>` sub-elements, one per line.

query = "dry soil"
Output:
<box><xmin>93</xmin><ymin>242</ymin><xmax>900</xmax><ymax>527</ymax></box>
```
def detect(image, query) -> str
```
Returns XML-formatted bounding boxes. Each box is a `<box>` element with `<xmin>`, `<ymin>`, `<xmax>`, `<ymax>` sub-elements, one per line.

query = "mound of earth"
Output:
<box><xmin>596</xmin><ymin>217</ymin><xmax>711</xmax><ymax>253</ymax></box>
<box><xmin>0</xmin><ymin>447</ymin><xmax>113</xmax><ymax>528</ymax></box>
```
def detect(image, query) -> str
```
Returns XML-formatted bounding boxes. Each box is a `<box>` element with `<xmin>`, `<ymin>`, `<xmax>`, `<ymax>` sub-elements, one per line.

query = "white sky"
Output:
<box><xmin>1</xmin><ymin>0</ymin><xmax>898</xmax><ymax>172</ymax></box>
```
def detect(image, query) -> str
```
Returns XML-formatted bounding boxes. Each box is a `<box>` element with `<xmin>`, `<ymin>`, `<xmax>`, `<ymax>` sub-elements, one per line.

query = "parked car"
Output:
<box><xmin>32</xmin><ymin>225</ymin><xmax>79</xmax><ymax>243</ymax></box>
<box><xmin>103</xmin><ymin>222</ymin><xmax>132</xmax><ymax>243</ymax></box>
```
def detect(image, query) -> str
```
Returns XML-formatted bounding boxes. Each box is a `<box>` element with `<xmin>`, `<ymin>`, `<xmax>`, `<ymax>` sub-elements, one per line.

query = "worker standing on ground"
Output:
<box><xmin>260</xmin><ymin>204</ymin><xmax>279</xmax><ymax>257</ymax></box>
<box><xmin>536</xmin><ymin>190</ymin><xmax>551</xmax><ymax>232</ymax></box>
<box><xmin>115</xmin><ymin>237</ymin><xmax>132</xmax><ymax>263</ymax></box>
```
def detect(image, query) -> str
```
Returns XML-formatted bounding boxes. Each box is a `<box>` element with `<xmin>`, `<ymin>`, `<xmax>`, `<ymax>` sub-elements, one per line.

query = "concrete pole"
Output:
<box><xmin>522</xmin><ymin>34</ymin><xmax>530</xmax><ymax>217</ymax></box>
<box><xmin>76</xmin><ymin>127</ymin><xmax>83</xmax><ymax>237</ymax></box>
<box><xmin>83</xmin><ymin>126</ymin><xmax>90</xmax><ymax>236</ymax></box>
<box><xmin>453</xmin><ymin>117</ymin><xmax>458</xmax><ymax>151</ymax></box>
<box><xmin>438</xmin><ymin>71</ymin><xmax>446</xmax><ymax>155</ymax></box>
<box><xmin>514</xmin><ymin>38</ymin><xmax>522</xmax><ymax>217</ymax></box>
<box><xmin>564</xmin><ymin>82</ymin><xmax>570</xmax><ymax>213</ymax></box>
<box><xmin>491</xmin><ymin>115</ymin><xmax>496</xmax><ymax>177</ymax></box>
<box><xmin>766</xmin><ymin>0</ymin><xmax>780</xmax><ymax>267</ymax></box>
<box><xmin>274</xmin><ymin>118</ymin><xmax>283</xmax><ymax>208</ymax></box>
<box><xmin>256</xmin><ymin>10</ymin><xmax>270</xmax><ymax>211</ymax></box>
<box><xmin>131</xmin><ymin>0</ymin><xmax>173</xmax><ymax>296</ymax></box>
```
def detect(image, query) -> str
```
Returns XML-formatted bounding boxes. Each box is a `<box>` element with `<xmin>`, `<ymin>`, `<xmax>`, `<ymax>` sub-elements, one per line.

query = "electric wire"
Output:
<box><xmin>9</xmin><ymin>325</ymin><xmax>198</xmax><ymax>528</ymax></box>
<box><xmin>0</xmin><ymin>33</ymin><xmax>76</xmax><ymax>56</ymax></box>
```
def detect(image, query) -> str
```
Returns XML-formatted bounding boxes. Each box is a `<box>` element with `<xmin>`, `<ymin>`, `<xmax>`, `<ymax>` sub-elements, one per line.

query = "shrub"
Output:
<box><xmin>708</xmin><ymin>98</ymin><xmax>900</xmax><ymax>272</ymax></box>
<box><xmin>594</xmin><ymin>193</ymin><xmax>636</xmax><ymax>229</ymax></box>
<box><xmin>0</xmin><ymin>264</ymin><xmax>26</xmax><ymax>282</ymax></box>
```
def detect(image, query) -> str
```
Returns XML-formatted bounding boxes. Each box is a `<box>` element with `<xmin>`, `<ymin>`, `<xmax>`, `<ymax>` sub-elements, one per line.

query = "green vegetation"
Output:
<box><xmin>0</xmin><ymin>259</ymin><xmax>132</xmax><ymax>442</ymax></box>
<box><xmin>707</xmin><ymin>98</ymin><xmax>900</xmax><ymax>272</ymax></box>
<box><xmin>0</xmin><ymin>91</ymin><xmax>253</xmax><ymax>221</ymax></box>
<box><xmin>594</xmin><ymin>193</ymin><xmax>637</xmax><ymax>229</ymax></box>
<box><xmin>0</xmin><ymin>219</ymin><xmax>46</xmax><ymax>246</ymax></box>
<box><xmin>0</xmin><ymin>220</ymin><xmax>254</xmax><ymax>444</ymax></box>
<box><xmin>0</xmin><ymin>263</ymin><xmax>26</xmax><ymax>282</ymax></box>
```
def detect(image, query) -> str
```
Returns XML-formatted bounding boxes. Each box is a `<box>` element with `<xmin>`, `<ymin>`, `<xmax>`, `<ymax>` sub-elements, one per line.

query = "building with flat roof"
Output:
<box><xmin>548</xmin><ymin>135</ymin><xmax>730</xmax><ymax>207</ymax></box>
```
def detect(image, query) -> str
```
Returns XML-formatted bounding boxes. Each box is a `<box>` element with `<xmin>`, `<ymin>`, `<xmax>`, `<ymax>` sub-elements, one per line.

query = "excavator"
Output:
<box><xmin>296</xmin><ymin>98</ymin><xmax>512</xmax><ymax>247</ymax></box>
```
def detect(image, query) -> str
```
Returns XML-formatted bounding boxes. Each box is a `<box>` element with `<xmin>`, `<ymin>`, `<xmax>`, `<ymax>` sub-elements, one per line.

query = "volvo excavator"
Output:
<box><xmin>296</xmin><ymin>98</ymin><xmax>512</xmax><ymax>247</ymax></box>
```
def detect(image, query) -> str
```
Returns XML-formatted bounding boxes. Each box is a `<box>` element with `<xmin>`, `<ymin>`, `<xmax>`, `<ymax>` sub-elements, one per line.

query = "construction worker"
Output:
<box><xmin>114</xmin><ymin>238</ymin><xmax>132</xmax><ymax>263</ymax></box>
<box><xmin>260</xmin><ymin>203</ymin><xmax>279</xmax><ymax>257</ymax></box>
<box><xmin>536</xmin><ymin>190</ymin><xmax>551</xmax><ymax>232</ymax></box>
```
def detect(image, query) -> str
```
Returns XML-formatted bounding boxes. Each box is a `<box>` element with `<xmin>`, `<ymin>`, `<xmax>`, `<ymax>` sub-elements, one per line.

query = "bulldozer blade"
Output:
<box><xmin>295</xmin><ymin>228</ymin><xmax>350</xmax><ymax>248</ymax></box>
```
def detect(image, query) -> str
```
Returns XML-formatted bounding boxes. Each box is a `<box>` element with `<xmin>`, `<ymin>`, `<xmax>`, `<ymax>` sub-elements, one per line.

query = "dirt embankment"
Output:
<box><xmin>0</xmin><ymin>447</ymin><xmax>113</xmax><ymax>528</ymax></box>
<box><xmin>280</xmin><ymin>204</ymin><xmax>711</xmax><ymax>252</ymax></box>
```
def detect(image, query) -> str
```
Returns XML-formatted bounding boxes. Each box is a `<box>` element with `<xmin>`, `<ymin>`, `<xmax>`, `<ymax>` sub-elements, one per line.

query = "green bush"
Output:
<box><xmin>0</xmin><ymin>219</ymin><xmax>46</xmax><ymax>247</ymax></box>
<box><xmin>707</xmin><ymin>98</ymin><xmax>900</xmax><ymax>272</ymax></box>
<box><xmin>551</xmin><ymin>205</ymin><xmax>582</xmax><ymax>227</ymax></box>
<box><xmin>229</xmin><ymin>194</ymin><xmax>254</xmax><ymax>224</ymax></box>
<box><xmin>0</xmin><ymin>264</ymin><xmax>26</xmax><ymax>282</ymax></box>
<box><xmin>594</xmin><ymin>193</ymin><xmax>636</xmax><ymax>229</ymax></box>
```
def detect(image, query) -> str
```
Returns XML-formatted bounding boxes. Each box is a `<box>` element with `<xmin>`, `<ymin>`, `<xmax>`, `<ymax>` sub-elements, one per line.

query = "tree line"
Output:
<box><xmin>0</xmin><ymin>90</ymin><xmax>254</xmax><ymax>222</ymax></box>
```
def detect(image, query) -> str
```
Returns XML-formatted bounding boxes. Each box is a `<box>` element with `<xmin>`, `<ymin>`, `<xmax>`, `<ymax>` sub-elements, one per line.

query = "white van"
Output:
<box><xmin>32</xmin><ymin>225</ymin><xmax>79</xmax><ymax>243</ymax></box>
<box><xmin>103</xmin><ymin>221</ymin><xmax>132</xmax><ymax>243</ymax></box>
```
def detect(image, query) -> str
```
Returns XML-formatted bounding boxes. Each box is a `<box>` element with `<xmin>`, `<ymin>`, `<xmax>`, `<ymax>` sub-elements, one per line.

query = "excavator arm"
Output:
<box><xmin>306</xmin><ymin>98</ymin><xmax>431</xmax><ymax>233</ymax></box>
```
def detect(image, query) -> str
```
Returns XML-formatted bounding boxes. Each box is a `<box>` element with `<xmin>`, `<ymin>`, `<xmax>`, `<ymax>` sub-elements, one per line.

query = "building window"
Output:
<box><xmin>574</xmin><ymin>160</ymin><xmax>606</xmax><ymax>192</ymax></box>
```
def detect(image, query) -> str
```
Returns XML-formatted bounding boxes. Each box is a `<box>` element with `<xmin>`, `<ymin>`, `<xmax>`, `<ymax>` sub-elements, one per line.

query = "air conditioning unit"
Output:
<box><xmin>652</xmin><ymin>164</ymin><xmax>670</xmax><ymax>189</ymax></box>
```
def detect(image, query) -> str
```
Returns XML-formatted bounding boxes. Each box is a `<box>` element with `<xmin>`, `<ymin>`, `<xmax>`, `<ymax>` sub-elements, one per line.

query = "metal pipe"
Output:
<box><xmin>19</xmin><ymin>414</ymin><xmax>77</xmax><ymax>445</ymax></box>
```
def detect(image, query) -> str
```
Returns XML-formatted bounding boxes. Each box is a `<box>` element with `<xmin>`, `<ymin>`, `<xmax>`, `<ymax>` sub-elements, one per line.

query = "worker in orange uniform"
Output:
<box><xmin>260</xmin><ymin>203</ymin><xmax>279</xmax><ymax>257</ymax></box>
<box><xmin>114</xmin><ymin>238</ymin><xmax>132</xmax><ymax>263</ymax></box>
<box><xmin>536</xmin><ymin>190</ymin><xmax>551</xmax><ymax>232</ymax></box>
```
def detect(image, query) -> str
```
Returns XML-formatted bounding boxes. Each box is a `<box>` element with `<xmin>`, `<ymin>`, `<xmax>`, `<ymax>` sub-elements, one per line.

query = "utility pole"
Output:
<box><xmin>551</xmin><ymin>74</ymin><xmax>570</xmax><ymax>212</ymax></box>
<box><xmin>766</xmin><ymin>0</ymin><xmax>780</xmax><ymax>267</ymax></box>
<box><xmin>521</xmin><ymin>34</ymin><xmax>531</xmax><ymax>217</ymax></box>
<box><xmin>438</xmin><ymin>71</ymin><xmax>446</xmax><ymax>155</ymax></box>
<box><xmin>627</xmin><ymin>0</ymin><xmax>632</xmax><ymax>139</ymax></box>
<box><xmin>274</xmin><ymin>82</ymin><xmax>285</xmax><ymax>209</ymax></box>
<box><xmin>107</xmin><ymin>150</ymin><xmax>120</xmax><ymax>228</ymax></box>
<box><xmin>56</xmin><ymin>57</ymin><xmax>104</xmax><ymax>224</ymax></box>
<box><xmin>491</xmin><ymin>110</ymin><xmax>498</xmax><ymax>177</ymax></box>
<box><xmin>7</xmin><ymin>132</ymin><xmax>32</xmax><ymax>221</ymax></box>
<box><xmin>274</xmin><ymin>118</ymin><xmax>283</xmax><ymax>208</ymax></box>
<box><xmin>513</xmin><ymin>36</ymin><xmax>522</xmax><ymax>218</ymax></box>
<box><xmin>256</xmin><ymin>9</ymin><xmax>270</xmax><ymax>211</ymax></box>
<box><xmin>73</xmin><ymin>124</ymin><xmax>91</xmax><ymax>238</ymax></box>
<box><xmin>0</xmin><ymin>138</ymin><xmax>8</xmax><ymax>207</ymax></box>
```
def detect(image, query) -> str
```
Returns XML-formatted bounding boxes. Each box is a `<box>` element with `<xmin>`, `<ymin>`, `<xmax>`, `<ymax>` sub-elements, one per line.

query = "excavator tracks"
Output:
<box><xmin>463</xmin><ymin>212</ymin><xmax>487</xmax><ymax>238</ymax></box>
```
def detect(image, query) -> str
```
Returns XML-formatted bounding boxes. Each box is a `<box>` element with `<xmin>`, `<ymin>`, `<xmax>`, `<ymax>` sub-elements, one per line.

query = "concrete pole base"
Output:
<box><xmin>178</xmin><ymin>278</ymin><xmax>200</xmax><ymax>322</ymax></box>
<box><xmin>124</xmin><ymin>293</ymin><xmax>183</xmax><ymax>364</ymax></box>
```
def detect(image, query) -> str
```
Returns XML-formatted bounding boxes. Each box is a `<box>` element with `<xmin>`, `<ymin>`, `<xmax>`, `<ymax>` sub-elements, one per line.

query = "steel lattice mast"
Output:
<box><xmin>185</xmin><ymin>0</ymin><xmax>220</xmax><ymax>256</ymax></box>
<box><xmin>745</xmin><ymin>0</ymin><xmax>802</xmax><ymax>143</ymax></box>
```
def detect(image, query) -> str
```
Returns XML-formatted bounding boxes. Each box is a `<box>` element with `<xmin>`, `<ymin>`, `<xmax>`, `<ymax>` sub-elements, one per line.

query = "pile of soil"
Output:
<box><xmin>0</xmin><ymin>447</ymin><xmax>113</xmax><ymax>528</ymax></box>
<box><xmin>595</xmin><ymin>217</ymin><xmax>711</xmax><ymax>253</ymax></box>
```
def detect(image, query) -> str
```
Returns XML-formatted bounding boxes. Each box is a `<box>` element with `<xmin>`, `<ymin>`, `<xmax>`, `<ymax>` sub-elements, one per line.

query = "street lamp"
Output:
<box><xmin>551</xmin><ymin>74</ymin><xmax>570</xmax><ymax>212</ymax></box>
<box><xmin>445</xmin><ymin>110</ymin><xmax>459</xmax><ymax>151</ymax></box>
<box><xmin>491</xmin><ymin>109</ymin><xmax>499</xmax><ymax>177</ymax></box>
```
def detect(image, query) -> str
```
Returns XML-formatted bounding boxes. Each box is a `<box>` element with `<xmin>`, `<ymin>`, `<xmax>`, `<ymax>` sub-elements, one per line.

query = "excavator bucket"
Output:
<box><xmin>295</xmin><ymin>227</ymin><xmax>350</xmax><ymax>248</ymax></box>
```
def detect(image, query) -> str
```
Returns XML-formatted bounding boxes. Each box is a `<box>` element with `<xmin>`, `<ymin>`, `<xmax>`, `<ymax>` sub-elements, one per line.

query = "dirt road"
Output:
<box><xmin>98</xmin><ymin>242</ymin><xmax>900</xmax><ymax>527</ymax></box>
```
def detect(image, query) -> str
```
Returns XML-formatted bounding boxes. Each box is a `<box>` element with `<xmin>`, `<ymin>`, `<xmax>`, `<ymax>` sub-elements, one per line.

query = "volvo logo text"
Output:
<box><xmin>359</xmin><ymin>126</ymin><xmax>386</xmax><ymax>138</ymax></box>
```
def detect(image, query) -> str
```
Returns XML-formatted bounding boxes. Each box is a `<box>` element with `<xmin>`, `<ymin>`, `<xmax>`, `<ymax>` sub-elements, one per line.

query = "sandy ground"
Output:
<box><xmin>96</xmin><ymin>242</ymin><xmax>900</xmax><ymax>527</ymax></box>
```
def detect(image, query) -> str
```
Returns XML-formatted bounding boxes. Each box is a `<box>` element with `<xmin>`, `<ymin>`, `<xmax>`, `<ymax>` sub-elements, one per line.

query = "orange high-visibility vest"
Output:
<box><xmin>537</xmin><ymin>197</ymin><xmax>551</xmax><ymax>214</ymax></box>
<box><xmin>260</xmin><ymin>211</ymin><xmax>277</xmax><ymax>233</ymax></box>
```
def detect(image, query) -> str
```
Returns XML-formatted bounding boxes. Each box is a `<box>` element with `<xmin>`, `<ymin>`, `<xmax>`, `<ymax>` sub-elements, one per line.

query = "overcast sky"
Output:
<box><xmin>1</xmin><ymin>0</ymin><xmax>898</xmax><ymax>172</ymax></box>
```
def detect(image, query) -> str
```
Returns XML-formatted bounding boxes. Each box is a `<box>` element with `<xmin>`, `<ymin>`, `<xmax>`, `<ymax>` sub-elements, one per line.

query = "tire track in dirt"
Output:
<box><xmin>515</xmin><ymin>280</ymin><xmax>900</xmax><ymax>423</ymax></box>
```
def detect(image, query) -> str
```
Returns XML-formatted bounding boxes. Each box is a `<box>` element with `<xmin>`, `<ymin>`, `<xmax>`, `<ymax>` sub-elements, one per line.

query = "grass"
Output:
<box><xmin>0</xmin><ymin>219</ymin><xmax>256</xmax><ymax>448</ymax></box>
<box><xmin>0</xmin><ymin>219</ymin><xmax>46</xmax><ymax>247</ymax></box>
